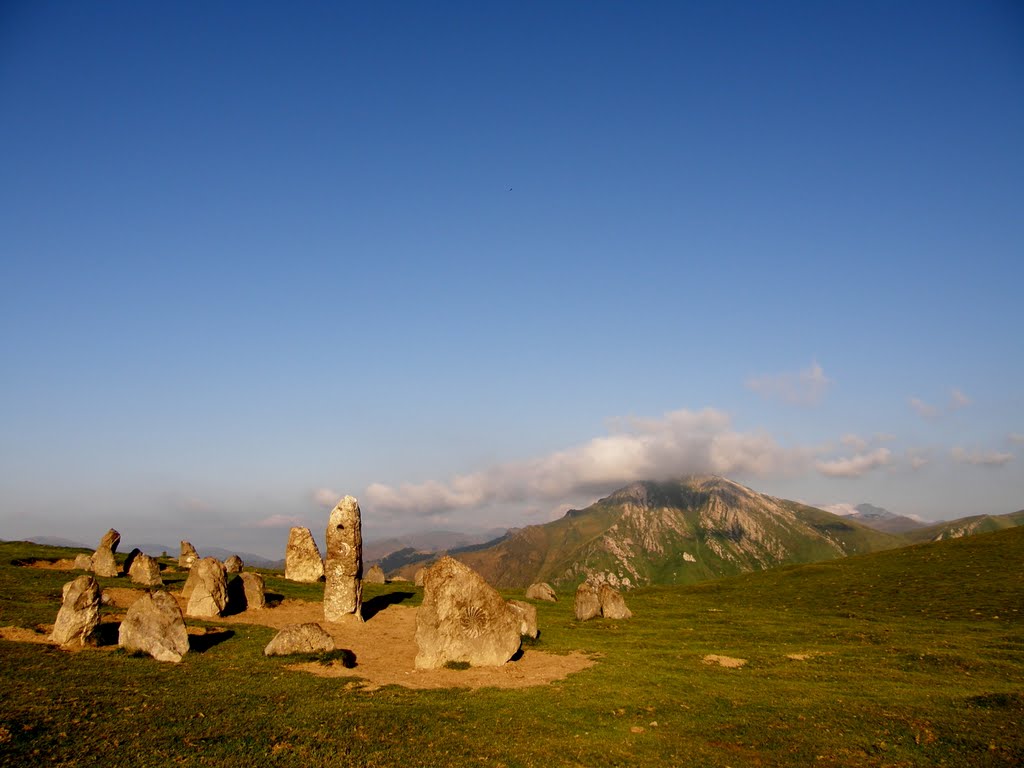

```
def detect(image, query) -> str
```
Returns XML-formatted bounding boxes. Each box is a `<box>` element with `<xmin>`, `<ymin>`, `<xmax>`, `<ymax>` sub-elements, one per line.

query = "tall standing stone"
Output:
<box><xmin>323</xmin><ymin>496</ymin><xmax>362</xmax><ymax>622</ymax></box>
<box><xmin>92</xmin><ymin>528</ymin><xmax>121</xmax><ymax>578</ymax></box>
<box><xmin>50</xmin><ymin>575</ymin><xmax>101</xmax><ymax>645</ymax></box>
<box><xmin>284</xmin><ymin>527</ymin><xmax>324</xmax><ymax>583</ymax></box>
<box><xmin>128</xmin><ymin>552</ymin><xmax>163</xmax><ymax>587</ymax></box>
<box><xmin>186</xmin><ymin>557</ymin><xmax>228</xmax><ymax>618</ymax></box>
<box><xmin>574</xmin><ymin>582</ymin><xmax>602</xmax><ymax>621</ymax></box>
<box><xmin>118</xmin><ymin>591</ymin><xmax>189</xmax><ymax>662</ymax></box>
<box><xmin>598</xmin><ymin>583</ymin><xmax>632</xmax><ymax>620</ymax></box>
<box><xmin>179</xmin><ymin>541</ymin><xmax>199</xmax><ymax>569</ymax></box>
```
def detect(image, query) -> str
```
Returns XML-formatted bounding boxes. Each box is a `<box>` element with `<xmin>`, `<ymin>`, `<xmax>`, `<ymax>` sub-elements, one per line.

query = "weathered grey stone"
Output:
<box><xmin>263</xmin><ymin>623</ymin><xmax>335</xmax><ymax>656</ymax></box>
<box><xmin>414</xmin><ymin>568</ymin><xmax>426</xmax><ymax>587</ymax></box>
<box><xmin>185</xmin><ymin>557</ymin><xmax>228</xmax><ymax>618</ymax></box>
<box><xmin>118</xmin><ymin>591</ymin><xmax>189</xmax><ymax>662</ymax></box>
<box><xmin>128</xmin><ymin>552</ymin><xmax>163</xmax><ymax>587</ymax></box>
<box><xmin>92</xmin><ymin>528</ymin><xmax>121</xmax><ymax>578</ymax></box>
<box><xmin>122</xmin><ymin>548</ymin><xmax>142</xmax><ymax>575</ymax></box>
<box><xmin>599</xmin><ymin>583</ymin><xmax>632</xmax><ymax>620</ymax></box>
<box><xmin>414</xmin><ymin>557</ymin><xmax>521</xmax><ymax>669</ymax></box>
<box><xmin>323</xmin><ymin>496</ymin><xmax>362</xmax><ymax>622</ymax></box>
<box><xmin>364</xmin><ymin>564</ymin><xmax>386</xmax><ymax>584</ymax></box>
<box><xmin>181</xmin><ymin>567</ymin><xmax>199</xmax><ymax>601</ymax></box>
<box><xmin>525</xmin><ymin>582</ymin><xmax>557</xmax><ymax>602</ymax></box>
<box><xmin>179</xmin><ymin>541</ymin><xmax>199</xmax><ymax>569</ymax></box>
<box><xmin>284</xmin><ymin>526</ymin><xmax>324</xmax><ymax>583</ymax></box>
<box><xmin>50</xmin><ymin>575</ymin><xmax>101</xmax><ymax>645</ymax></box>
<box><xmin>224</xmin><ymin>554</ymin><xmax>243</xmax><ymax>574</ymax></box>
<box><xmin>574</xmin><ymin>582</ymin><xmax>602</xmax><ymax>621</ymax></box>
<box><xmin>508</xmin><ymin>599</ymin><xmax>539</xmax><ymax>639</ymax></box>
<box><xmin>73</xmin><ymin>554</ymin><xmax>93</xmax><ymax>570</ymax></box>
<box><xmin>227</xmin><ymin>572</ymin><xmax>266</xmax><ymax>612</ymax></box>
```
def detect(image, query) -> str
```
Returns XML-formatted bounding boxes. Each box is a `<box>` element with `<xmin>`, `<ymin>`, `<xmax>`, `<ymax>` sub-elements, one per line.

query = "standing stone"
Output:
<box><xmin>73</xmin><ymin>554</ymin><xmax>93</xmax><ymax>570</ymax></box>
<box><xmin>118</xmin><ymin>591</ymin><xmax>189</xmax><ymax>662</ymax></box>
<box><xmin>414</xmin><ymin>568</ymin><xmax>426</xmax><ymax>587</ymax></box>
<box><xmin>224</xmin><ymin>554</ymin><xmax>243</xmax><ymax>574</ymax></box>
<box><xmin>227</xmin><ymin>572</ymin><xmax>266</xmax><ymax>612</ymax></box>
<box><xmin>185</xmin><ymin>557</ymin><xmax>228</xmax><ymax>618</ymax></box>
<box><xmin>50</xmin><ymin>575</ymin><xmax>101</xmax><ymax>645</ymax></box>
<box><xmin>181</xmin><ymin>567</ymin><xmax>199</xmax><ymax>601</ymax></box>
<box><xmin>92</xmin><ymin>528</ymin><xmax>121</xmax><ymax>578</ymax></box>
<box><xmin>508</xmin><ymin>599</ymin><xmax>539</xmax><ymax>639</ymax></box>
<box><xmin>525</xmin><ymin>582</ymin><xmax>558</xmax><ymax>602</ymax></box>
<box><xmin>599</xmin><ymin>583</ymin><xmax>632</xmax><ymax>620</ymax></box>
<box><xmin>263</xmin><ymin>623</ymin><xmax>335</xmax><ymax>656</ymax></box>
<box><xmin>284</xmin><ymin>526</ymin><xmax>324</xmax><ymax>583</ymax></box>
<box><xmin>128</xmin><ymin>552</ymin><xmax>163</xmax><ymax>587</ymax></box>
<box><xmin>574</xmin><ymin>582</ymin><xmax>602</xmax><ymax>621</ymax></box>
<box><xmin>414</xmin><ymin>557</ymin><xmax>522</xmax><ymax>669</ymax></box>
<box><xmin>179</xmin><ymin>541</ymin><xmax>199</xmax><ymax>569</ymax></box>
<box><xmin>122</xmin><ymin>548</ymin><xmax>142</xmax><ymax>576</ymax></box>
<box><xmin>323</xmin><ymin>496</ymin><xmax>362</xmax><ymax>622</ymax></box>
<box><xmin>364</xmin><ymin>564</ymin><xmax>386</xmax><ymax>584</ymax></box>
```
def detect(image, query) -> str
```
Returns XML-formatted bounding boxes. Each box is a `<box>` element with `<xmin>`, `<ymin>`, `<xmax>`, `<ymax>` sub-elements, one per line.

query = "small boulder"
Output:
<box><xmin>284</xmin><ymin>526</ymin><xmax>324</xmax><ymax>583</ymax></box>
<box><xmin>92</xmin><ymin>528</ymin><xmax>121</xmax><ymax>578</ymax></box>
<box><xmin>525</xmin><ymin>582</ymin><xmax>557</xmax><ymax>602</ymax></box>
<box><xmin>508</xmin><ymin>599</ymin><xmax>539</xmax><ymax>639</ymax></box>
<box><xmin>599</xmin><ymin>583</ymin><xmax>632</xmax><ymax>620</ymax></box>
<box><xmin>414</xmin><ymin>557</ymin><xmax>521</xmax><ymax>669</ymax></box>
<box><xmin>185</xmin><ymin>557</ymin><xmax>228</xmax><ymax>618</ymax></box>
<box><xmin>122</xmin><ymin>548</ymin><xmax>142</xmax><ymax>575</ymax></box>
<box><xmin>128</xmin><ymin>552</ymin><xmax>163</xmax><ymax>587</ymax></box>
<box><xmin>263</xmin><ymin>623</ymin><xmax>335</xmax><ymax>656</ymax></box>
<box><xmin>179</xmin><ymin>541</ymin><xmax>199</xmax><ymax>569</ymax></box>
<box><xmin>414</xmin><ymin>568</ymin><xmax>426</xmax><ymax>587</ymax></box>
<box><xmin>73</xmin><ymin>554</ymin><xmax>93</xmax><ymax>571</ymax></box>
<box><xmin>224</xmin><ymin>555</ymin><xmax>243</xmax><ymax>574</ymax></box>
<box><xmin>574</xmin><ymin>582</ymin><xmax>602</xmax><ymax>621</ymax></box>
<box><xmin>118</xmin><ymin>591</ymin><xmax>189</xmax><ymax>662</ymax></box>
<box><xmin>227</xmin><ymin>572</ymin><xmax>266</xmax><ymax>612</ymax></box>
<box><xmin>50</xmin><ymin>575</ymin><xmax>101</xmax><ymax>645</ymax></box>
<box><xmin>364</xmin><ymin>564</ymin><xmax>386</xmax><ymax>584</ymax></box>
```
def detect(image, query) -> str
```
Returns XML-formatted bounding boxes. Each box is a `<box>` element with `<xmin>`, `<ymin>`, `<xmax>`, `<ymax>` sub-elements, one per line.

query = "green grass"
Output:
<box><xmin>1</xmin><ymin>529</ymin><xmax>1022</xmax><ymax>767</ymax></box>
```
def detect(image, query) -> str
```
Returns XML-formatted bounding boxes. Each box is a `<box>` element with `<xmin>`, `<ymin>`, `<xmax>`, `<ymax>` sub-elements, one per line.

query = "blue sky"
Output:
<box><xmin>2</xmin><ymin>1</ymin><xmax>1022</xmax><ymax>557</ymax></box>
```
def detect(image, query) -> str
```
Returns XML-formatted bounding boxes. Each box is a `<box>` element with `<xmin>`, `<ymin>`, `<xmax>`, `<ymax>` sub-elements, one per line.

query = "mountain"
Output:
<box><xmin>393</xmin><ymin>476</ymin><xmax>904</xmax><ymax>589</ymax></box>
<box><xmin>903</xmin><ymin>509</ymin><xmax>1024</xmax><ymax>544</ymax></box>
<box><xmin>363</xmin><ymin>529</ymin><xmax>509</xmax><ymax>564</ymax></box>
<box><xmin>842</xmin><ymin>503</ymin><xmax>929</xmax><ymax>534</ymax></box>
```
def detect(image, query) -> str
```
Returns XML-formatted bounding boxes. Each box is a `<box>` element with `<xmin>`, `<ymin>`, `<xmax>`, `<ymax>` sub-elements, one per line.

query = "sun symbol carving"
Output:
<box><xmin>459</xmin><ymin>605</ymin><xmax>489</xmax><ymax>637</ymax></box>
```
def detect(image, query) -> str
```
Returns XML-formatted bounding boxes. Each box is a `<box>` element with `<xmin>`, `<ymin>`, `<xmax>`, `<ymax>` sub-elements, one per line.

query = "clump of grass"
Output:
<box><xmin>280</xmin><ymin>648</ymin><xmax>356</xmax><ymax>668</ymax></box>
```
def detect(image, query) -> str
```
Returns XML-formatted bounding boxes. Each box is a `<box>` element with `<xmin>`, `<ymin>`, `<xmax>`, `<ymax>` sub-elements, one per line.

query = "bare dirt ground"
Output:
<box><xmin>3</xmin><ymin>587</ymin><xmax>595</xmax><ymax>691</ymax></box>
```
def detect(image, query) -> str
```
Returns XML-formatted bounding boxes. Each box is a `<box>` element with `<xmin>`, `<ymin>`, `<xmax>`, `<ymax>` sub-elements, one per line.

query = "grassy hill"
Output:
<box><xmin>0</xmin><ymin>528</ymin><xmax>1022</xmax><ymax>766</ymax></box>
<box><xmin>903</xmin><ymin>509</ymin><xmax>1024</xmax><ymax>544</ymax></box>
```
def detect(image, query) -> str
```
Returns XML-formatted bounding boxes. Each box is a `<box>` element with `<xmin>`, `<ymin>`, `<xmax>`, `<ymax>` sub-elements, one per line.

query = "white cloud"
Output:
<box><xmin>312</xmin><ymin>488</ymin><xmax>342</xmax><ymax>508</ymax></box>
<box><xmin>909</xmin><ymin>397</ymin><xmax>937</xmax><ymax>419</ymax></box>
<box><xmin>949</xmin><ymin>389</ymin><xmax>971</xmax><ymax>410</ymax></box>
<box><xmin>816</xmin><ymin>448</ymin><xmax>892</xmax><ymax>478</ymax></box>
<box><xmin>841</xmin><ymin>434</ymin><xmax>868</xmax><ymax>452</ymax></box>
<box><xmin>251</xmin><ymin>514</ymin><xmax>306</xmax><ymax>529</ymax></box>
<box><xmin>821</xmin><ymin>502</ymin><xmax>859</xmax><ymax>516</ymax></box>
<box><xmin>950</xmin><ymin>447</ymin><xmax>1014</xmax><ymax>467</ymax></box>
<box><xmin>364</xmin><ymin>408</ymin><xmax>809</xmax><ymax>516</ymax></box>
<box><xmin>908</xmin><ymin>454</ymin><xmax>929</xmax><ymax>471</ymax></box>
<box><xmin>746</xmin><ymin>362</ymin><xmax>832</xmax><ymax>406</ymax></box>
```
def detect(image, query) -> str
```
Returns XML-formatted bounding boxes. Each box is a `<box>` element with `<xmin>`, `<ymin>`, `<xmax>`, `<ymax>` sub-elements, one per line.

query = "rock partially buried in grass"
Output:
<box><xmin>598</xmin><ymin>583</ymin><xmax>632</xmax><ymax>620</ymax></box>
<box><xmin>574</xmin><ymin>582</ymin><xmax>602</xmax><ymax>621</ymax></box>
<box><xmin>703</xmin><ymin>654</ymin><xmax>747</xmax><ymax>668</ymax></box>
<box><xmin>118</xmin><ymin>591</ymin><xmax>189</xmax><ymax>662</ymax></box>
<box><xmin>525</xmin><ymin>582</ymin><xmax>557</xmax><ymax>602</ymax></box>
<box><xmin>186</xmin><ymin>557</ymin><xmax>228</xmax><ymax>618</ymax></box>
<box><xmin>414</xmin><ymin>557</ymin><xmax>521</xmax><ymax>669</ymax></box>
<box><xmin>364</xmin><ymin>564</ymin><xmax>386</xmax><ymax>584</ymax></box>
<box><xmin>128</xmin><ymin>552</ymin><xmax>163</xmax><ymax>587</ymax></box>
<box><xmin>264</xmin><ymin>623</ymin><xmax>335</xmax><ymax>656</ymax></box>
<box><xmin>92</xmin><ymin>528</ymin><xmax>121</xmax><ymax>578</ymax></box>
<box><xmin>50</xmin><ymin>575</ymin><xmax>101</xmax><ymax>646</ymax></box>
<box><xmin>324</xmin><ymin>496</ymin><xmax>363</xmax><ymax>622</ymax></box>
<box><xmin>285</xmin><ymin>526</ymin><xmax>324</xmax><ymax>583</ymax></box>
<box><xmin>508</xmin><ymin>599</ymin><xmax>539</xmax><ymax>639</ymax></box>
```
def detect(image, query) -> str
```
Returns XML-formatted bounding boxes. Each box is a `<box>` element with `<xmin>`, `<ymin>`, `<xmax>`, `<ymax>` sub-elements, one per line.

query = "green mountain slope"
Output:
<box><xmin>445</xmin><ymin>476</ymin><xmax>904</xmax><ymax>589</ymax></box>
<box><xmin>903</xmin><ymin>509</ymin><xmax>1024</xmax><ymax>544</ymax></box>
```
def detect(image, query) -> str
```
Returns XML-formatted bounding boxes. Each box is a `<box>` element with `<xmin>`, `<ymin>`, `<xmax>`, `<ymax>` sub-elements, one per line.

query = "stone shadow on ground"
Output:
<box><xmin>93</xmin><ymin>621</ymin><xmax>121</xmax><ymax>646</ymax></box>
<box><xmin>189</xmin><ymin>629</ymin><xmax>235</xmax><ymax>653</ymax></box>
<box><xmin>362</xmin><ymin>591</ymin><xmax>414</xmax><ymax>621</ymax></box>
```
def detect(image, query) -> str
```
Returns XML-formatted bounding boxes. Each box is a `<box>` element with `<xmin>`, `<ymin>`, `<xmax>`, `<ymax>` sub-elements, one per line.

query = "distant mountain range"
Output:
<box><xmin>839</xmin><ymin>503</ymin><xmax>929</xmax><ymax>534</ymax></box>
